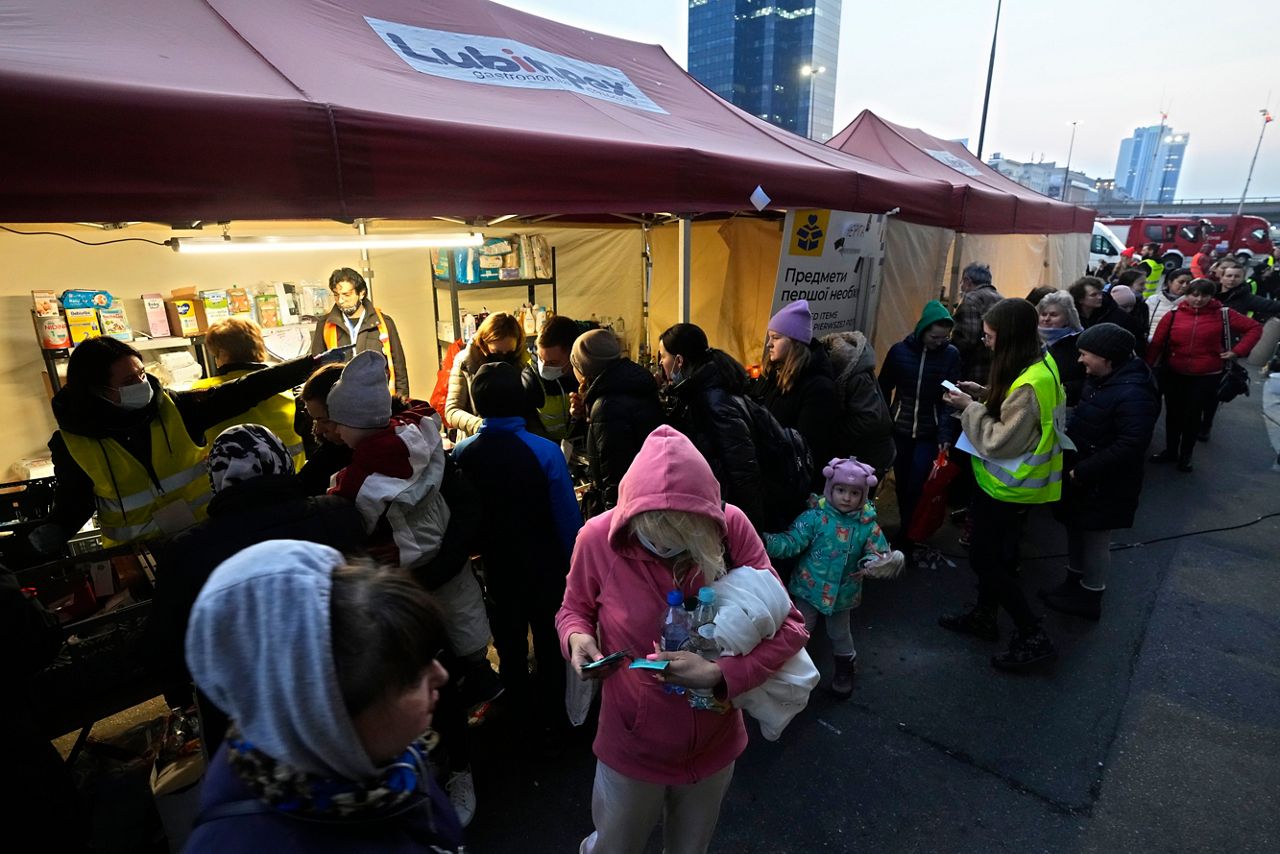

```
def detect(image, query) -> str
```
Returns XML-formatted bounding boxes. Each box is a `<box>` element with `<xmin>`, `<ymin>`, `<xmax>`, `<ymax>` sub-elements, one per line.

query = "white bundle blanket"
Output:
<box><xmin>711</xmin><ymin>566</ymin><xmax>819</xmax><ymax>741</ymax></box>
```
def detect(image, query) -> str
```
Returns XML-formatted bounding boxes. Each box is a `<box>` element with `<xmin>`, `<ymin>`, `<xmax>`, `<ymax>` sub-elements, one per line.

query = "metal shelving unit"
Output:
<box><xmin>430</xmin><ymin>247</ymin><xmax>557</xmax><ymax>359</ymax></box>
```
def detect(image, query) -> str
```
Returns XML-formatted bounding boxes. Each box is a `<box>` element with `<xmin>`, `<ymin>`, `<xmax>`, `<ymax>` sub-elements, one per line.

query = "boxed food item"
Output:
<box><xmin>60</xmin><ymin>289</ymin><xmax>113</xmax><ymax>310</ymax></box>
<box><xmin>200</xmin><ymin>290</ymin><xmax>231</xmax><ymax>326</ymax></box>
<box><xmin>65</xmin><ymin>307</ymin><xmax>102</xmax><ymax>344</ymax></box>
<box><xmin>97</xmin><ymin>306</ymin><xmax>133</xmax><ymax>341</ymax></box>
<box><xmin>34</xmin><ymin>314</ymin><xmax>70</xmax><ymax>349</ymax></box>
<box><xmin>254</xmin><ymin>293</ymin><xmax>281</xmax><ymax>327</ymax></box>
<box><xmin>141</xmin><ymin>293</ymin><xmax>171</xmax><ymax>337</ymax></box>
<box><xmin>32</xmin><ymin>290</ymin><xmax>59</xmax><ymax>317</ymax></box>
<box><xmin>227</xmin><ymin>287</ymin><xmax>253</xmax><ymax>319</ymax></box>
<box><xmin>165</xmin><ymin>299</ymin><xmax>203</xmax><ymax>337</ymax></box>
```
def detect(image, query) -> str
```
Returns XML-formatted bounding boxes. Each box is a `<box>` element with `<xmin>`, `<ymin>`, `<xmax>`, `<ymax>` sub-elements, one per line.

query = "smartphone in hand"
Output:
<box><xmin>581</xmin><ymin>650</ymin><xmax>628</xmax><ymax>671</ymax></box>
<box><xmin>940</xmin><ymin>380</ymin><xmax>961</xmax><ymax>394</ymax></box>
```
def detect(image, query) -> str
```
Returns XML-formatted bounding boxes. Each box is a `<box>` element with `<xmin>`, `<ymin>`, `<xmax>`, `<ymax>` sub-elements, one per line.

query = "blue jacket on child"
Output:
<box><xmin>764</xmin><ymin>496</ymin><xmax>889</xmax><ymax>615</ymax></box>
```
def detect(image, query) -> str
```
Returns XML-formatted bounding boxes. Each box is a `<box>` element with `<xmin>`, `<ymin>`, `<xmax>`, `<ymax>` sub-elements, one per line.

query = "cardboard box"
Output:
<box><xmin>254</xmin><ymin>294</ymin><xmax>281</xmax><ymax>327</ymax></box>
<box><xmin>200</xmin><ymin>290</ymin><xmax>231</xmax><ymax>326</ymax></box>
<box><xmin>97</xmin><ymin>306</ymin><xmax>133</xmax><ymax>341</ymax></box>
<box><xmin>34</xmin><ymin>313</ymin><xmax>70</xmax><ymax>349</ymax></box>
<box><xmin>227</xmin><ymin>287</ymin><xmax>253</xmax><ymax>319</ymax></box>
<box><xmin>32</xmin><ymin>290</ymin><xmax>59</xmax><ymax>317</ymax></box>
<box><xmin>65</xmin><ymin>307</ymin><xmax>102</xmax><ymax>344</ymax></box>
<box><xmin>141</xmin><ymin>293</ymin><xmax>171</xmax><ymax>337</ymax></box>
<box><xmin>165</xmin><ymin>299</ymin><xmax>204</xmax><ymax>337</ymax></box>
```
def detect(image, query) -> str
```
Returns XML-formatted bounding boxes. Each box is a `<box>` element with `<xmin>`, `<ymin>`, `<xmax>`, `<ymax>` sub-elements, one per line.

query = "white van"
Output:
<box><xmin>1088</xmin><ymin>221</ymin><xmax>1125</xmax><ymax>274</ymax></box>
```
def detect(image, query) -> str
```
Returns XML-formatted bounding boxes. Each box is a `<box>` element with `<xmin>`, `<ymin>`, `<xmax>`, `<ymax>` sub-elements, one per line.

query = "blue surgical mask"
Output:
<box><xmin>115</xmin><ymin>379</ymin><xmax>153</xmax><ymax>411</ymax></box>
<box><xmin>635</xmin><ymin>529</ymin><xmax>684</xmax><ymax>559</ymax></box>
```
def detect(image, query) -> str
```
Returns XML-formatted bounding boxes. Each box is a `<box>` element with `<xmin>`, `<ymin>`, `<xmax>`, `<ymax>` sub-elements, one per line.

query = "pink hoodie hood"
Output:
<box><xmin>607</xmin><ymin>426</ymin><xmax>725</xmax><ymax>553</ymax></box>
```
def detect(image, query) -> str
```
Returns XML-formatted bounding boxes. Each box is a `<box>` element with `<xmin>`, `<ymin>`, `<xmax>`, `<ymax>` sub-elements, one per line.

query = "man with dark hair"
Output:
<box><xmin>310</xmin><ymin>267</ymin><xmax>410</xmax><ymax>399</ymax></box>
<box><xmin>1137</xmin><ymin>242</ymin><xmax>1165</xmax><ymax>298</ymax></box>
<box><xmin>525</xmin><ymin>315</ymin><xmax>583</xmax><ymax>441</ymax></box>
<box><xmin>951</xmin><ymin>262</ymin><xmax>1001</xmax><ymax>383</ymax></box>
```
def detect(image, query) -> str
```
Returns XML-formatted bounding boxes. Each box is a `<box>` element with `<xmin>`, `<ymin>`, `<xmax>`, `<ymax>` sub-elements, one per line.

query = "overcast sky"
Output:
<box><xmin>495</xmin><ymin>0</ymin><xmax>1280</xmax><ymax>199</ymax></box>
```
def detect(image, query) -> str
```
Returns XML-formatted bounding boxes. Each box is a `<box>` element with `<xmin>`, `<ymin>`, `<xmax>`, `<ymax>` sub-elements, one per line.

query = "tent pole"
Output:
<box><xmin>641</xmin><ymin>224</ymin><xmax>654</xmax><ymax>364</ymax></box>
<box><xmin>356</xmin><ymin>219</ymin><xmax>374</xmax><ymax>301</ymax></box>
<box><xmin>948</xmin><ymin>233</ymin><xmax>965</xmax><ymax>306</ymax></box>
<box><xmin>678</xmin><ymin>216</ymin><xmax>692</xmax><ymax>323</ymax></box>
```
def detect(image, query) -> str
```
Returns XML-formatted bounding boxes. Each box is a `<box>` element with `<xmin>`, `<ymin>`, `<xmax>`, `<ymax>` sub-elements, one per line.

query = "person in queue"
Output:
<box><xmin>1068</xmin><ymin>276</ymin><xmax>1146</xmax><ymax>342</ymax></box>
<box><xmin>1136</xmin><ymin>242</ymin><xmax>1165</xmax><ymax>298</ymax></box>
<box><xmin>878</xmin><ymin>300</ymin><xmax>961</xmax><ymax>552</ymax></box>
<box><xmin>446</xmin><ymin>312</ymin><xmax>532</xmax><ymax>439</ymax></box>
<box><xmin>297</xmin><ymin>364</ymin><xmax>353</xmax><ymax>495</ymax></box>
<box><xmin>1044</xmin><ymin>324</ymin><xmax>1159</xmax><ymax>621</ymax></box>
<box><xmin>1025</xmin><ymin>285</ymin><xmax>1056</xmax><ymax>307</ymax></box>
<box><xmin>570</xmin><ymin>328</ymin><xmax>663</xmax><ymax>512</ymax></box>
<box><xmin>1108</xmin><ymin>276</ymin><xmax>1150</xmax><ymax>341</ymax></box>
<box><xmin>310</xmin><ymin>267</ymin><xmax>410</xmax><ymax>399</ymax></box>
<box><xmin>1217</xmin><ymin>259</ymin><xmax>1280</xmax><ymax>320</ymax></box>
<box><xmin>33</xmin><ymin>336</ymin><xmax>348</xmax><ymax>553</ymax></box>
<box><xmin>1146</xmin><ymin>279</ymin><xmax>1261</xmax><ymax>471</ymax></box>
<box><xmin>184</xmin><ymin>542</ymin><xmax>463</xmax><ymax>852</ymax></box>
<box><xmin>757</xmin><ymin>299</ymin><xmax>837</xmax><ymax>488</ymax></box>
<box><xmin>951</xmin><ymin>263</ymin><xmax>1003</xmax><ymax>384</ymax></box>
<box><xmin>820</xmin><ymin>330</ymin><xmax>896</xmax><ymax>479</ymax></box>
<box><xmin>452</xmin><ymin>362</ymin><xmax>581</xmax><ymax>750</ymax></box>
<box><xmin>143</xmin><ymin>424</ymin><xmax>366</xmax><ymax>754</ymax></box>
<box><xmin>1146</xmin><ymin>267</ymin><xmax>1191</xmax><ymax>337</ymax></box>
<box><xmin>658</xmin><ymin>322</ymin><xmax>768</xmax><ymax>529</ymax></box>
<box><xmin>940</xmin><ymin>298</ymin><xmax>1065</xmax><ymax>672</ymax></box>
<box><xmin>556</xmin><ymin>426</ymin><xmax>808</xmax><ymax>854</ymax></box>
<box><xmin>1037</xmin><ymin>291</ymin><xmax>1086</xmax><ymax>406</ymax></box>
<box><xmin>193</xmin><ymin>317</ymin><xmax>307</xmax><ymax>468</ymax></box>
<box><xmin>525</xmin><ymin>314</ymin><xmax>583</xmax><ymax>442</ymax></box>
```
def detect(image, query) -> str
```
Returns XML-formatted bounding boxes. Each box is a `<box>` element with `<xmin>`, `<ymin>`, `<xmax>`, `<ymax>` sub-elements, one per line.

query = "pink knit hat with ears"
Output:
<box><xmin>823</xmin><ymin>457</ymin><xmax>877</xmax><ymax>508</ymax></box>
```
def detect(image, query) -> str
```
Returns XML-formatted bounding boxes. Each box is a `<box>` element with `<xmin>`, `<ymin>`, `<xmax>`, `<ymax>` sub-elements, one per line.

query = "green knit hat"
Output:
<box><xmin>914</xmin><ymin>300</ymin><xmax>954</xmax><ymax>338</ymax></box>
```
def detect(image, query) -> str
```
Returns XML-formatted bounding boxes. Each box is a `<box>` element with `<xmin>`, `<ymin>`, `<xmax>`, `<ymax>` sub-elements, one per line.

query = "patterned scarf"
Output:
<box><xmin>224</xmin><ymin>725</ymin><xmax>439</xmax><ymax>820</ymax></box>
<box><xmin>206</xmin><ymin>424</ymin><xmax>294</xmax><ymax>494</ymax></box>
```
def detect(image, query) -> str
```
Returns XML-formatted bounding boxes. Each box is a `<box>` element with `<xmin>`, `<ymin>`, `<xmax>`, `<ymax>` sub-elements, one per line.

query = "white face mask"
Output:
<box><xmin>538</xmin><ymin>360</ymin><xmax>564</xmax><ymax>382</ymax></box>
<box><xmin>116</xmin><ymin>379</ymin><xmax>153</xmax><ymax>411</ymax></box>
<box><xmin>635</xmin><ymin>529</ymin><xmax>684</xmax><ymax>559</ymax></box>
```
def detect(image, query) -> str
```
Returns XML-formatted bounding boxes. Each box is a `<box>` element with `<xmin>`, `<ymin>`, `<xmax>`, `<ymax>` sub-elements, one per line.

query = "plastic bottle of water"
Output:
<box><xmin>688</xmin><ymin>587</ymin><xmax>727</xmax><ymax>711</ymax></box>
<box><xmin>660</xmin><ymin>589</ymin><xmax>691</xmax><ymax>695</ymax></box>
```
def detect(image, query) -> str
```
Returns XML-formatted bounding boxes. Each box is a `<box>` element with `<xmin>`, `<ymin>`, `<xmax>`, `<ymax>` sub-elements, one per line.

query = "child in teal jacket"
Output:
<box><xmin>765</xmin><ymin>457</ymin><xmax>903</xmax><ymax>698</ymax></box>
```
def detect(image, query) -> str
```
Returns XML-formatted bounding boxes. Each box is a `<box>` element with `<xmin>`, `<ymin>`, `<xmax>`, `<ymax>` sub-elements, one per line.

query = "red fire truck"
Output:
<box><xmin>1099</xmin><ymin>214</ymin><xmax>1274</xmax><ymax>270</ymax></box>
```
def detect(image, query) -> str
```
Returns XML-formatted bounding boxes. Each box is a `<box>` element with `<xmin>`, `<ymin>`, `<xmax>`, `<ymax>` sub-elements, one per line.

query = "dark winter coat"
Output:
<box><xmin>952</xmin><ymin>284</ymin><xmax>1003</xmax><ymax>382</ymax></box>
<box><xmin>583</xmin><ymin>359</ymin><xmax>663</xmax><ymax>509</ymax></box>
<box><xmin>1146</xmin><ymin>299</ymin><xmax>1262</xmax><ymax>376</ymax></box>
<box><xmin>309</xmin><ymin>299</ymin><xmax>410</xmax><ymax>398</ymax></box>
<box><xmin>1047</xmin><ymin>333</ymin><xmax>1087</xmax><ymax>407</ymax></box>
<box><xmin>1218</xmin><ymin>283</ymin><xmax>1280</xmax><ymax>320</ymax></box>
<box><xmin>822</xmin><ymin>331</ymin><xmax>896</xmax><ymax>473</ymax></box>
<box><xmin>878</xmin><ymin>332</ymin><xmax>962</xmax><ymax>444</ymax></box>
<box><xmin>759</xmin><ymin>339</ymin><xmax>838</xmax><ymax>485</ymax></box>
<box><xmin>663</xmin><ymin>350</ymin><xmax>766</xmax><ymax>527</ymax></box>
<box><xmin>46</xmin><ymin>355</ymin><xmax>321</xmax><ymax>536</ymax></box>
<box><xmin>1082</xmin><ymin>292</ymin><xmax>1147</xmax><ymax>342</ymax></box>
<box><xmin>1054</xmin><ymin>357</ymin><xmax>1160</xmax><ymax>530</ymax></box>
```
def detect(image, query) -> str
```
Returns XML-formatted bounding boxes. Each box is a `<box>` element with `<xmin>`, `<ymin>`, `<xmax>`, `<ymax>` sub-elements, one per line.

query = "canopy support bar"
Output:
<box><xmin>678</xmin><ymin>216</ymin><xmax>692</xmax><ymax>323</ymax></box>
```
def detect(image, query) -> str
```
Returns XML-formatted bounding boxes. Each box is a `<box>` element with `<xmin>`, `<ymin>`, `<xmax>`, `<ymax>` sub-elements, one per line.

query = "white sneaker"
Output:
<box><xmin>446</xmin><ymin>768</ymin><xmax>476</xmax><ymax>828</ymax></box>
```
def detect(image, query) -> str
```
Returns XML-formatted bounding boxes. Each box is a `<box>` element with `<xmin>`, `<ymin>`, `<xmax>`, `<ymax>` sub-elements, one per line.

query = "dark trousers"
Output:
<box><xmin>488</xmin><ymin>576</ymin><xmax>567</xmax><ymax>731</ymax></box>
<box><xmin>892</xmin><ymin>434</ymin><xmax>941</xmax><ymax>540</ymax></box>
<box><xmin>968</xmin><ymin>490</ymin><xmax>1037</xmax><ymax>631</ymax></box>
<box><xmin>1162</xmin><ymin>372</ymin><xmax>1221</xmax><ymax>462</ymax></box>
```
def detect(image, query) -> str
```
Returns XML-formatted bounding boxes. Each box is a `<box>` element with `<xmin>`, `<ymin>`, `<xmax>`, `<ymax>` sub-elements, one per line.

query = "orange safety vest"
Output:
<box><xmin>323</xmin><ymin>307</ymin><xmax>396</xmax><ymax>393</ymax></box>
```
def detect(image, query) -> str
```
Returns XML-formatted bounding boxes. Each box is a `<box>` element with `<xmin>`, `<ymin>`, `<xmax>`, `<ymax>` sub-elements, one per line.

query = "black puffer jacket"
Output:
<box><xmin>584</xmin><ymin>359</ymin><xmax>663</xmax><ymax>509</ymax></box>
<box><xmin>759</xmin><ymin>339</ymin><xmax>837</xmax><ymax>486</ymax></box>
<box><xmin>1054</xmin><ymin>357</ymin><xmax>1160</xmax><ymax>531</ymax></box>
<box><xmin>822</xmin><ymin>331</ymin><xmax>896</xmax><ymax>473</ymax></box>
<box><xmin>1047</xmin><ymin>333</ymin><xmax>1087</xmax><ymax>407</ymax></box>
<box><xmin>1082</xmin><ymin>292</ymin><xmax>1147</xmax><ymax>342</ymax></box>
<box><xmin>879</xmin><ymin>332</ymin><xmax>962</xmax><ymax>443</ymax></box>
<box><xmin>663</xmin><ymin>350</ymin><xmax>765</xmax><ymax>526</ymax></box>
<box><xmin>1219</xmin><ymin>283</ymin><xmax>1280</xmax><ymax>320</ymax></box>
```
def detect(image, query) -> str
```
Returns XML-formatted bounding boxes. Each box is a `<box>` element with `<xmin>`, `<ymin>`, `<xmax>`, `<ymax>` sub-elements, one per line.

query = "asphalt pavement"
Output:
<box><xmin>466</xmin><ymin>382</ymin><xmax>1280</xmax><ymax>853</ymax></box>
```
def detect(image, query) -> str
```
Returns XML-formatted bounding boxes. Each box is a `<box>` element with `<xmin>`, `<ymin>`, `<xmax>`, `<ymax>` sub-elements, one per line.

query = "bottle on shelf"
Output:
<box><xmin>659</xmin><ymin>589</ymin><xmax>691</xmax><ymax>695</ymax></box>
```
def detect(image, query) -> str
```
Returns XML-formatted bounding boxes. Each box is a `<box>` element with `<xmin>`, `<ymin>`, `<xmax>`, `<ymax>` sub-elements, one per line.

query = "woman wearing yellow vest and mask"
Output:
<box><xmin>190</xmin><ymin>318</ymin><xmax>307</xmax><ymax>470</ymax></box>
<box><xmin>939</xmin><ymin>298</ymin><xmax>1065</xmax><ymax>672</ymax></box>
<box><xmin>32</xmin><ymin>336</ymin><xmax>350</xmax><ymax>555</ymax></box>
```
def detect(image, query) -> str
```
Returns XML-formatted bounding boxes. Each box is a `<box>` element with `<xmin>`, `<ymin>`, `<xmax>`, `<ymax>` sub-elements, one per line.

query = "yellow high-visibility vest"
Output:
<box><xmin>189</xmin><ymin>369</ymin><xmax>305</xmax><ymax>469</ymax></box>
<box><xmin>971</xmin><ymin>357</ymin><xmax>1065</xmax><ymax>505</ymax></box>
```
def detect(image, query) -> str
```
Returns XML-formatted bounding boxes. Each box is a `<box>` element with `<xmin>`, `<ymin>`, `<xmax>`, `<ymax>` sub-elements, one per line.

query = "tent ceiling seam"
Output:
<box><xmin>199</xmin><ymin>0</ymin><xmax>311</xmax><ymax>100</ymax></box>
<box><xmin>325</xmin><ymin>105</ymin><xmax>348</xmax><ymax>220</ymax></box>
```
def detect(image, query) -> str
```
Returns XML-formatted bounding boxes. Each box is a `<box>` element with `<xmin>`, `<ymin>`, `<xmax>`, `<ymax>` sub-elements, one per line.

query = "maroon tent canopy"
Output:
<box><xmin>828</xmin><ymin>110</ymin><xmax>1095</xmax><ymax>234</ymax></box>
<box><xmin>1</xmin><ymin>0</ymin><xmax>965</xmax><ymax>225</ymax></box>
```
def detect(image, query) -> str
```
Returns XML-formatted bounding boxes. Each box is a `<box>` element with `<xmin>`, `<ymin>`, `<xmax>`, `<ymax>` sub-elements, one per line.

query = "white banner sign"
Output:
<box><xmin>771</xmin><ymin>209</ymin><xmax>887</xmax><ymax>339</ymax></box>
<box><xmin>365</xmin><ymin>17</ymin><xmax>667</xmax><ymax>114</ymax></box>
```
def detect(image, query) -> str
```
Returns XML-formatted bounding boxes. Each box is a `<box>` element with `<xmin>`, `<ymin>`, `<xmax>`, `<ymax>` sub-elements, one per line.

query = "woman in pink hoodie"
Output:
<box><xmin>556</xmin><ymin>426</ymin><xmax>808</xmax><ymax>854</ymax></box>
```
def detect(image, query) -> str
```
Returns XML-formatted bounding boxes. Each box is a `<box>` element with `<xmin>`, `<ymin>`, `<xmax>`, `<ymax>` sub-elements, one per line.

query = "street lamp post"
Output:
<box><xmin>976</xmin><ymin>0</ymin><xmax>1003</xmax><ymax>159</ymax></box>
<box><xmin>1237</xmin><ymin>109</ymin><xmax>1274</xmax><ymax>215</ymax></box>
<box><xmin>1061</xmin><ymin>121</ymin><xmax>1079</xmax><ymax>202</ymax></box>
<box><xmin>800</xmin><ymin>63</ymin><xmax>826</xmax><ymax>140</ymax></box>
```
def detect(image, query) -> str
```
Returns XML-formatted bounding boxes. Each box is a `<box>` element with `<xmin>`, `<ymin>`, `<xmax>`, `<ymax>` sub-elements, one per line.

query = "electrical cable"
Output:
<box><xmin>0</xmin><ymin>224</ymin><xmax>169</xmax><ymax>248</ymax></box>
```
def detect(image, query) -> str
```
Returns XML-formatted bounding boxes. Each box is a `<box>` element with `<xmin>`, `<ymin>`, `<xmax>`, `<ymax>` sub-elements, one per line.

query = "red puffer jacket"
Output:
<box><xmin>1146</xmin><ymin>299</ymin><xmax>1262</xmax><ymax>375</ymax></box>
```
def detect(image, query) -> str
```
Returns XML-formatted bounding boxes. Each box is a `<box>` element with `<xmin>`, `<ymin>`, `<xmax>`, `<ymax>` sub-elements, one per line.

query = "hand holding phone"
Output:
<box><xmin>940</xmin><ymin>380</ymin><xmax>961</xmax><ymax>394</ymax></box>
<box><xmin>580</xmin><ymin>650</ymin><xmax>628</xmax><ymax>671</ymax></box>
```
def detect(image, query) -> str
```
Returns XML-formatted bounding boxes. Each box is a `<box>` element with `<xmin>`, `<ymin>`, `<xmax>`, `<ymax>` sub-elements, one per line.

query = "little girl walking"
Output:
<box><xmin>765</xmin><ymin>457</ymin><xmax>904</xmax><ymax>698</ymax></box>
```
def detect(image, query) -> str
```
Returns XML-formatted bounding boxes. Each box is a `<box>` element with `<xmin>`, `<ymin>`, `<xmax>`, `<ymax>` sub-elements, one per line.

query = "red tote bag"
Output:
<box><xmin>905</xmin><ymin>449</ymin><xmax>960</xmax><ymax>542</ymax></box>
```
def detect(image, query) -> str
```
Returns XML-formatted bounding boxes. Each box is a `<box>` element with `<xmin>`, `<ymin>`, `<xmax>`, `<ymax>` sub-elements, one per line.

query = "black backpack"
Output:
<box><xmin>737</xmin><ymin>396</ymin><xmax>813</xmax><ymax>528</ymax></box>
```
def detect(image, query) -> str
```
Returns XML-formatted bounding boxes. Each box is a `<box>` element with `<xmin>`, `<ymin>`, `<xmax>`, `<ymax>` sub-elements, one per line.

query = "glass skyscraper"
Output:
<box><xmin>1114</xmin><ymin>125</ymin><xmax>1189</xmax><ymax>203</ymax></box>
<box><xmin>688</xmin><ymin>0</ymin><xmax>841</xmax><ymax>141</ymax></box>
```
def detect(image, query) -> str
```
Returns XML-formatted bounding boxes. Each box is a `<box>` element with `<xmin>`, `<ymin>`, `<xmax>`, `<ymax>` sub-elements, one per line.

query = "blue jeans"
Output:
<box><xmin>892</xmin><ymin>434</ymin><xmax>942</xmax><ymax>540</ymax></box>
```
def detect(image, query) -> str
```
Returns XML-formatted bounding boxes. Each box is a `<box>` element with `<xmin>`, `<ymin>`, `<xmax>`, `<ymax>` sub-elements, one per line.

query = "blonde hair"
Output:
<box><xmin>762</xmin><ymin>336</ymin><xmax>810</xmax><ymax>395</ymax></box>
<box><xmin>473</xmin><ymin>312</ymin><xmax>525</xmax><ymax>358</ymax></box>
<box><xmin>630</xmin><ymin>510</ymin><xmax>725</xmax><ymax>585</ymax></box>
<box><xmin>205</xmin><ymin>317</ymin><xmax>266</xmax><ymax>365</ymax></box>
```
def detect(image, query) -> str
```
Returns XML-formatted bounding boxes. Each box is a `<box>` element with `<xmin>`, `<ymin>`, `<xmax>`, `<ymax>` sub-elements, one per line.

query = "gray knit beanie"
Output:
<box><xmin>571</xmin><ymin>329</ymin><xmax>622</xmax><ymax>379</ymax></box>
<box><xmin>1077</xmin><ymin>322</ymin><xmax>1135</xmax><ymax>365</ymax></box>
<box><xmin>326</xmin><ymin>349</ymin><xmax>391</xmax><ymax>428</ymax></box>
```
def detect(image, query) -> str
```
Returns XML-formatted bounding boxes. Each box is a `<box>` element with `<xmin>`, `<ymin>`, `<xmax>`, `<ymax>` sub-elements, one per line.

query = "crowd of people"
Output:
<box><xmin>12</xmin><ymin>250</ymin><xmax>1280</xmax><ymax>853</ymax></box>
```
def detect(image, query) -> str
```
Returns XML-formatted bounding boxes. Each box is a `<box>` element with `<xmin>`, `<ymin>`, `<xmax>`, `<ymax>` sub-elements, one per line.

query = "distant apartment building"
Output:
<box><xmin>1114</xmin><ymin>125</ymin><xmax>1188</xmax><ymax>203</ymax></box>
<box><xmin>688</xmin><ymin>0</ymin><xmax>841</xmax><ymax>141</ymax></box>
<box><xmin>986</xmin><ymin>153</ymin><xmax>1100</xmax><ymax>205</ymax></box>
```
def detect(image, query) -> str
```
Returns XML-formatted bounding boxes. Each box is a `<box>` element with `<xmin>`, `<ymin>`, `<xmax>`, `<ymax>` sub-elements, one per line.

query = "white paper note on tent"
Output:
<box><xmin>955</xmin><ymin>432</ymin><xmax>1026</xmax><ymax>474</ymax></box>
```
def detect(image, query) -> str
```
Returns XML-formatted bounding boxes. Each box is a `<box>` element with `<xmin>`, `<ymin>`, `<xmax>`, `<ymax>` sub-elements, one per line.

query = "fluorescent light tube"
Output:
<box><xmin>168</xmin><ymin>233</ymin><xmax>484</xmax><ymax>253</ymax></box>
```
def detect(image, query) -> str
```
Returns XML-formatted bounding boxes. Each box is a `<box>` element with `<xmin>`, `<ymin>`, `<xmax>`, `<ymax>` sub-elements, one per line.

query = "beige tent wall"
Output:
<box><xmin>1046</xmin><ymin>231</ymin><xmax>1089</xmax><ymax>289</ymax></box>
<box><xmin>872</xmin><ymin>220</ymin><xmax>957</xmax><ymax>356</ymax></box>
<box><xmin>958</xmin><ymin>233</ymin><xmax>1051</xmax><ymax>297</ymax></box>
<box><xmin>1</xmin><ymin>220</ymin><xmax>641</xmax><ymax>474</ymax></box>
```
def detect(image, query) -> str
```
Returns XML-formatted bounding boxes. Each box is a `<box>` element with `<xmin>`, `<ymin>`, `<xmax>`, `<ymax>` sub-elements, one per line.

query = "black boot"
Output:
<box><xmin>1149</xmin><ymin>449</ymin><xmax>1176</xmax><ymax>463</ymax></box>
<box><xmin>1038</xmin><ymin>569</ymin><xmax>1083</xmax><ymax>601</ymax></box>
<box><xmin>1042</xmin><ymin>580</ymin><xmax>1103</xmax><ymax>621</ymax></box>
<box><xmin>939</xmin><ymin>603</ymin><xmax>999</xmax><ymax>642</ymax></box>
<box><xmin>991</xmin><ymin>624</ymin><xmax>1057</xmax><ymax>672</ymax></box>
<box><xmin>830</xmin><ymin>654</ymin><xmax>857</xmax><ymax>699</ymax></box>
